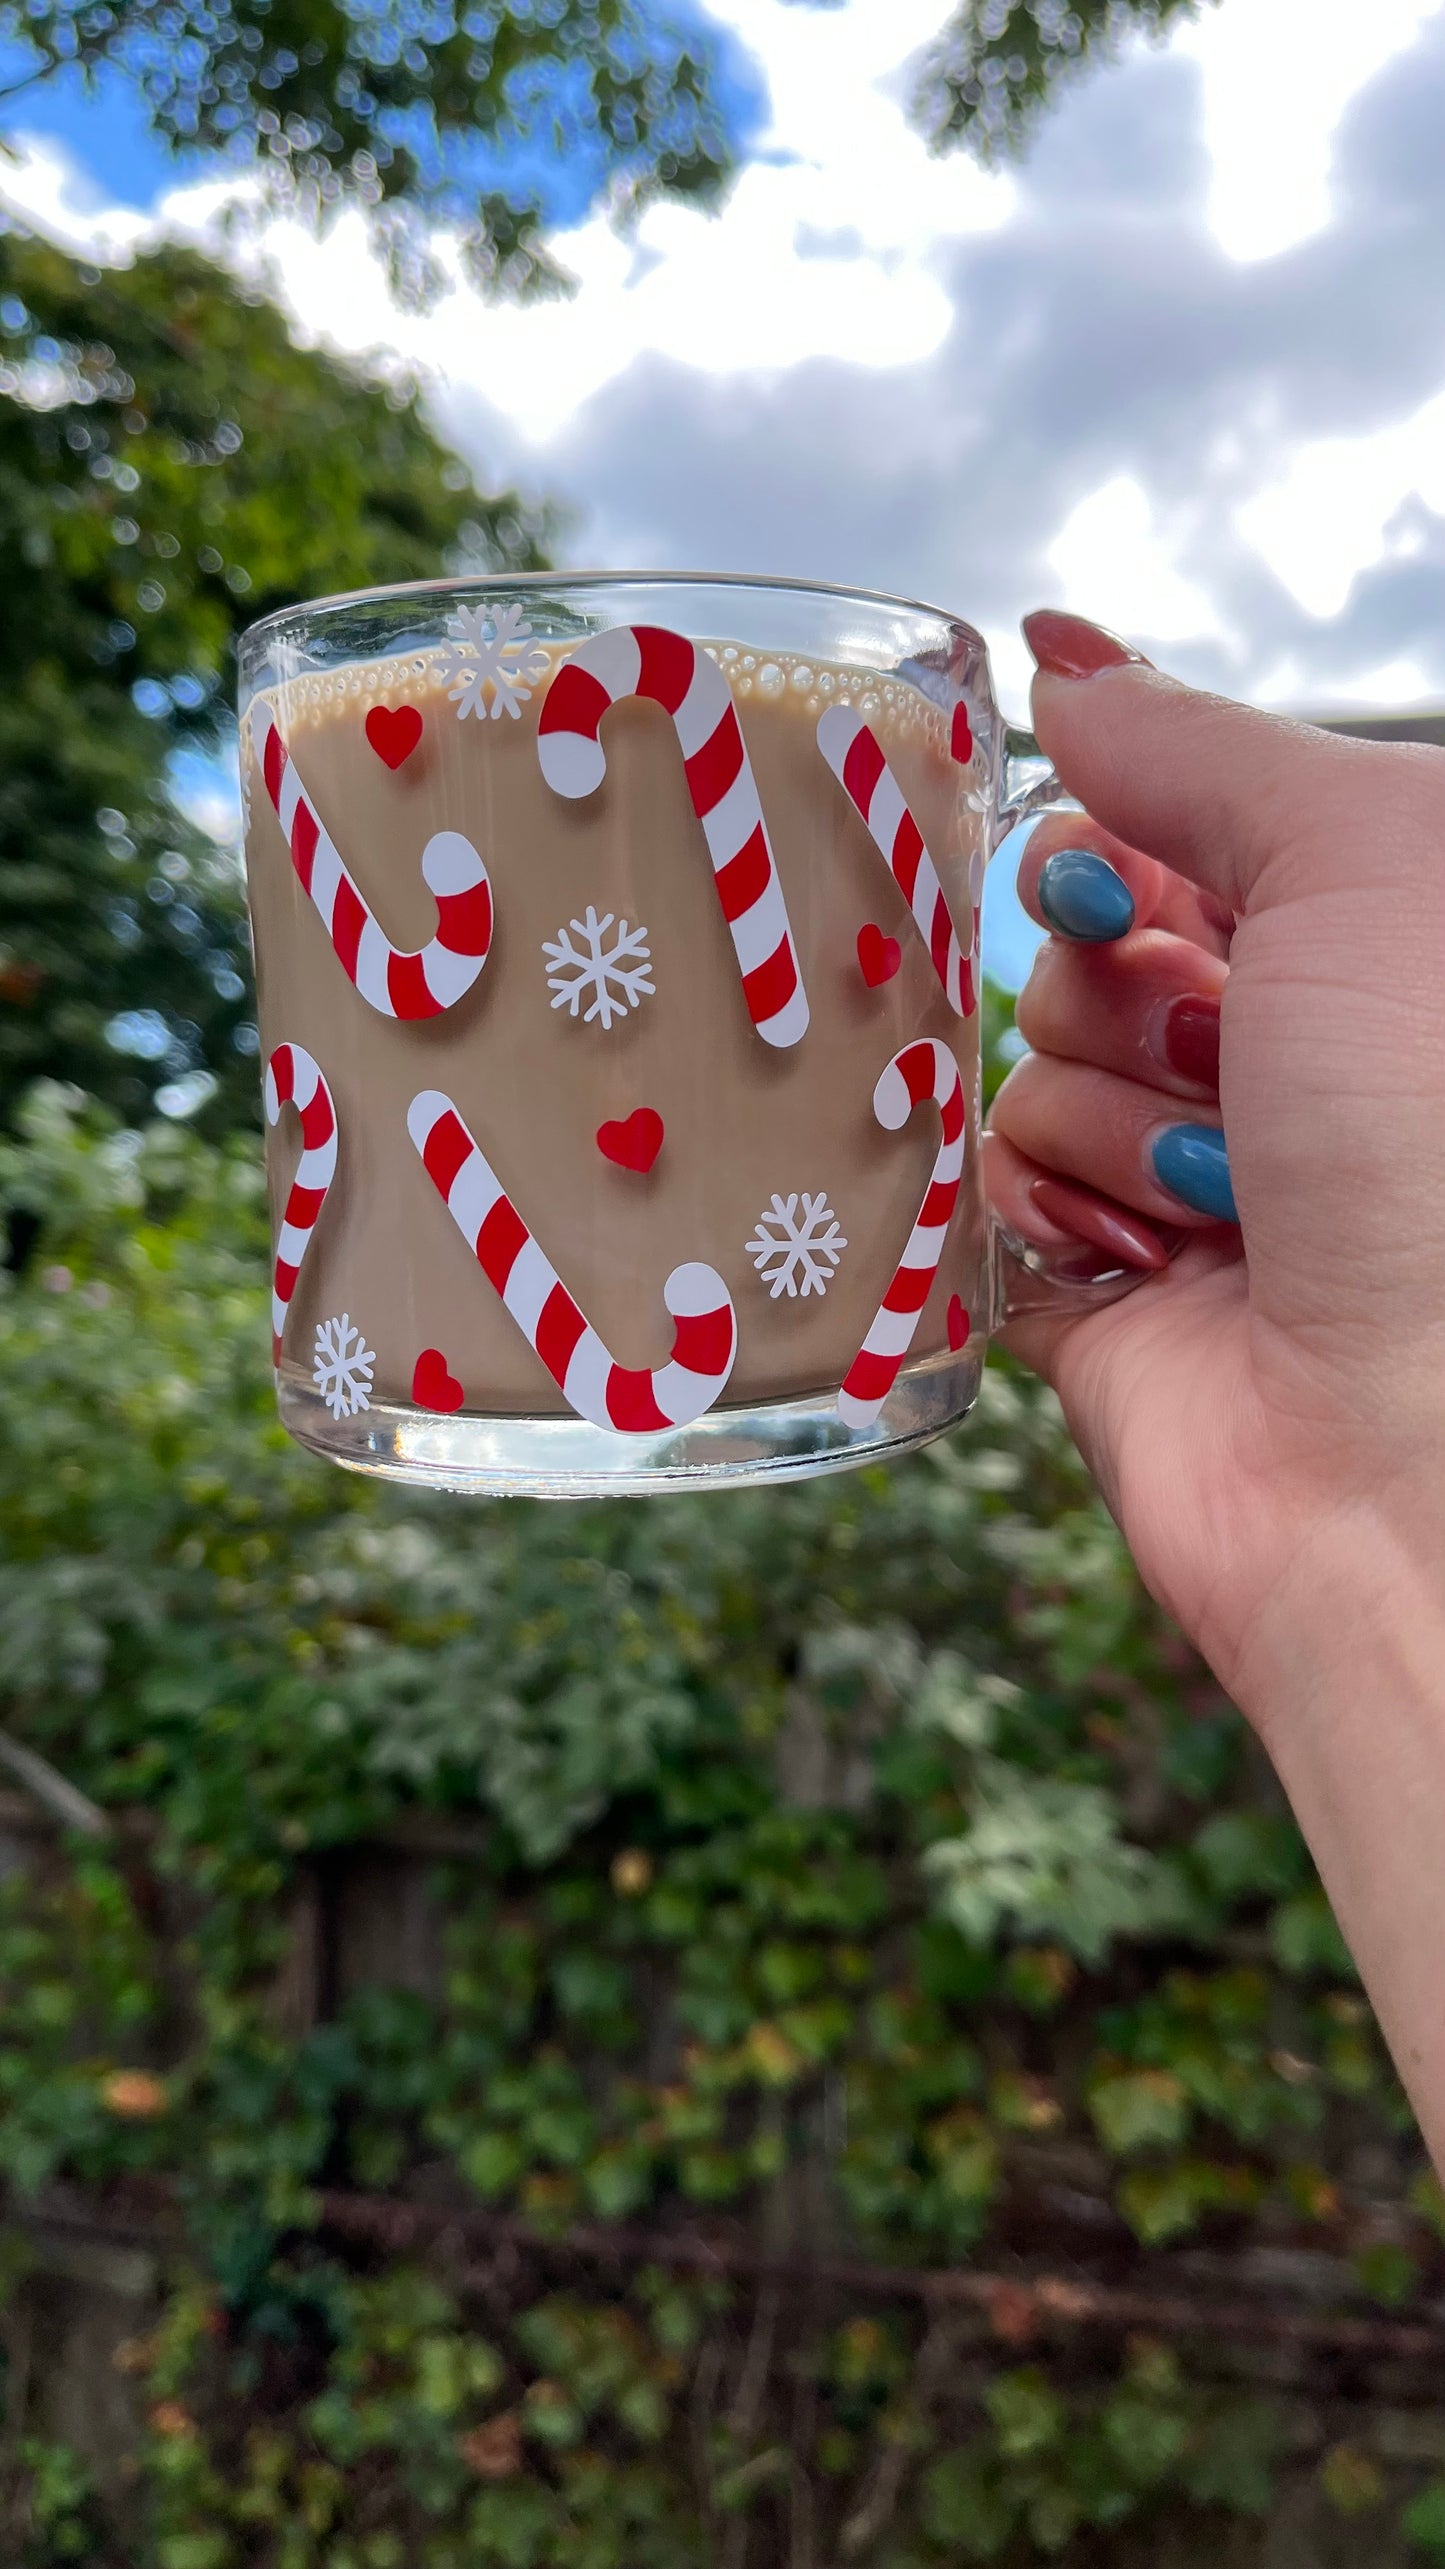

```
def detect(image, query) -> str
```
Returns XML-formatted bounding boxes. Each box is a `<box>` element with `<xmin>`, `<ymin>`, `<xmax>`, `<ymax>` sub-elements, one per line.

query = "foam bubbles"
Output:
<box><xmin>261</xmin><ymin>634</ymin><xmax>955</xmax><ymax>766</ymax></box>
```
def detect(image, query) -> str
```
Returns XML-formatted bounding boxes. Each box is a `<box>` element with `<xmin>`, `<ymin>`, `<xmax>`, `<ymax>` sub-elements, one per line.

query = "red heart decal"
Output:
<box><xmin>412</xmin><ymin>1346</ymin><xmax>464</xmax><ymax>1411</ymax></box>
<box><xmin>947</xmin><ymin>1295</ymin><xmax>971</xmax><ymax>1351</ymax></box>
<box><xmin>857</xmin><ymin>924</ymin><xmax>902</xmax><ymax>989</ymax></box>
<box><xmin>597</xmin><ymin>1108</ymin><xmax>664</xmax><ymax>1174</ymax></box>
<box><xmin>365</xmin><ymin>703</ymin><xmax>423</xmax><ymax>770</ymax></box>
<box><xmin>950</xmin><ymin>703</ymin><xmax>974</xmax><ymax>764</ymax></box>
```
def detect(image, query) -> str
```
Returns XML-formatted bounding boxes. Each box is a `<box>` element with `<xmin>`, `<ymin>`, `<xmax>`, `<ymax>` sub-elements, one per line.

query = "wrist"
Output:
<box><xmin>1227</xmin><ymin>1489</ymin><xmax>1445</xmax><ymax>1753</ymax></box>
<box><xmin>1228</xmin><ymin>1496</ymin><xmax>1445</xmax><ymax>2165</ymax></box>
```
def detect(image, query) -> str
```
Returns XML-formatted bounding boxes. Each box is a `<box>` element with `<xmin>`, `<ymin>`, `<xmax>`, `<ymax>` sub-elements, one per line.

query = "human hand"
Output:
<box><xmin>985</xmin><ymin>610</ymin><xmax>1445</xmax><ymax>2154</ymax></box>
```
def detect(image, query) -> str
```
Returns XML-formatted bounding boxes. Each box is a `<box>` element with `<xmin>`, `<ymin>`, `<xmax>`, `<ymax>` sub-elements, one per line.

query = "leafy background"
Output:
<box><xmin>4</xmin><ymin>127</ymin><xmax>1445</xmax><ymax>2569</ymax></box>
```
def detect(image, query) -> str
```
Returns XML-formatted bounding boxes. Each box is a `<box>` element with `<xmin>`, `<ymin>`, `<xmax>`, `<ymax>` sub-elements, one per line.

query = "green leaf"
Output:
<box><xmin>1001</xmin><ymin>1945</ymin><xmax>1076</xmax><ymax>2015</ymax></box>
<box><xmin>1410</xmin><ymin>2169</ymin><xmax>1445</xmax><ymax>2241</ymax></box>
<box><xmin>1271</xmin><ymin>1888</ymin><xmax>1356</xmax><ymax>1978</ymax></box>
<box><xmin>158</xmin><ymin>2539</ymin><xmax>231</xmax><ymax>2569</ymax></box>
<box><xmin>677</xmin><ymin>2145</ymin><xmax>744</xmax><ymax>2203</ymax></box>
<box><xmin>985</xmin><ymin>2368</ymin><xmax>1065</xmax><ymax>2459</ymax></box>
<box><xmin>1116</xmin><ymin>2158</ymin><xmax>1261</xmax><ymax>2245</ymax></box>
<box><xmin>460</xmin><ymin>2132</ymin><xmax>524</xmax><ymax>2200</ymax></box>
<box><xmin>581</xmin><ymin>2145</ymin><xmax>651</xmax><ymax>2220</ymax></box>
<box><xmin>521</xmin><ymin>2382</ymin><xmax>583</xmax><ymax>2448</ymax></box>
<box><xmin>922</xmin><ymin>2452</ymin><xmax>1015</xmax><ymax>2556</ymax></box>
<box><xmin>1352</xmin><ymin>2240</ymin><xmax>1419</xmax><ymax>2308</ymax></box>
<box><xmin>1192</xmin><ymin>1811</ymin><xmax>1305</xmax><ymax>1905</ymax></box>
<box><xmin>924</xmin><ymin>1765</ymin><xmax>1178</xmax><ymax>1964</ymax></box>
<box><xmin>1102</xmin><ymin>2388</ymin><xmax>1189</xmax><ymax>2485</ymax></box>
<box><xmin>1320</xmin><ymin>2444</ymin><xmax>1385</xmax><ymax>2514</ymax></box>
<box><xmin>1406</xmin><ymin>2482</ymin><xmax>1445</xmax><ymax>2552</ymax></box>
<box><xmin>1088</xmin><ymin>2068</ymin><xmax>1190</xmax><ymax>2157</ymax></box>
<box><xmin>1181</xmin><ymin>2398</ymin><xmax>1279</xmax><ymax>2514</ymax></box>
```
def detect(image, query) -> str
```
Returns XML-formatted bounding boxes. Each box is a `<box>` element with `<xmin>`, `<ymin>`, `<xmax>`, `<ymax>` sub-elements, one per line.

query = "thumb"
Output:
<box><xmin>1022</xmin><ymin>610</ymin><xmax>1396</xmax><ymax>915</ymax></box>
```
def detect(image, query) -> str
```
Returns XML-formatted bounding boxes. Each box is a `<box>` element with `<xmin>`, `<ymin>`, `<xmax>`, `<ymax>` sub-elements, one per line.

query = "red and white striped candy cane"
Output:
<box><xmin>250</xmin><ymin>702</ymin><xmax>493</xmax><ymax>1020</ymax></box>
<box><xmin>537</xmin><ymin>627</ymin><xmax>809</xmax><ymax>1049</ymax></box>
<box><xmin>264</xmin><ymin>1042</ymin><xmax>338</xmax><ymax>1366</ymax></box>
<box><xmin>838</xmin><ymin>1039</ymin><xmax>965</xmax><ymax>1430</ymax></box>
<box><xmin>407</xmin><ymin>1089</ymin><xmax>737</xmax><ymax>1432</ymax></box>
<box><xmin>817</xmin><ymin>705</ymin><xmax>978</xmax><ymax>1018</ymax></box>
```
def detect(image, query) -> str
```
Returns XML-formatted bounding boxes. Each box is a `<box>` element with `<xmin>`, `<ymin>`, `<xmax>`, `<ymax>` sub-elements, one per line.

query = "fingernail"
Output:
<box><xmin>1029</xmin><ymin>1175</ymin><xmax>1170</xmax><ymax>1272</ymax></box>
<box><xmin>1149</xmin><ymin>994</ymin><xmax>1221</xmax><ymax>1089</ymax></box>
<box><xmin>1022</xmin><ymin>609</ymin><xmax>1151</xmax><ymax>681</ymax></box>
<box><xmin>1150</xmin><ymin>1124</ymin><xmax>1237</xmax><ymax>1221</ymax></box>
<box><xmin>1037</xmin><ymin>848</ymin><xmax>1136</xmax><ymax>943</ymax></box>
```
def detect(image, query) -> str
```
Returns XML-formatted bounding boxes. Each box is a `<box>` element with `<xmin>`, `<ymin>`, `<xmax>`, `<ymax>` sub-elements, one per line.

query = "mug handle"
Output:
<box><xmin>983</xmin><ymin>725</ymin><xmax>1172</xmax><ymax>1328</ymax></box>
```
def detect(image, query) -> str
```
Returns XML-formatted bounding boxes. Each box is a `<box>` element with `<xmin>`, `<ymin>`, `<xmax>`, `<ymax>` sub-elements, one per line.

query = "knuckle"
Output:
<box><xmin>986</xmin><ymin>1054</ymin><xmax>1037</xmax><ymax>1132</ymax></box>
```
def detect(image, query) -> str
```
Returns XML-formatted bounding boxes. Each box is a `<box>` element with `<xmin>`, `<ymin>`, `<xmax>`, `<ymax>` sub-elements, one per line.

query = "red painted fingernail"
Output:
<box><xmin>1029</xmin><ymin>1174</ymin><xmax>1170</xmax><ymax>1271</ymax></box>
<box><xmin>1021</xmin><ymin>610</ymin><xmax>1151</xmax><ymax>681</ymax></box>
<box><xmin>1151</xmin><ymin>994</ymin><xmax>1221</xmax><ymax>1090</ymax></box>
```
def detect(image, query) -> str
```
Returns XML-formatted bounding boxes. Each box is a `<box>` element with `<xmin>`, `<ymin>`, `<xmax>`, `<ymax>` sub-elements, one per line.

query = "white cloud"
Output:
<box><xmin>1325</xmin><ymin>653</ymin><xmax>1439</xmax><ymax>707</ymax></box>
<box><xmin>0</xmin><ymin>130</ymin><xmax>152</xmax><ymax>259</ymax></box>
<box><xmin>1046</xmin><ymin>475</ymin><xmax>1229</xmax><ymax>647</ymax></box>
<box><xmin>1180</xmin><ymin>0</ymin><xmax>1440</xmax><ymax>263</ymax></box>
<box><xmin>1235</xmin><ymin>386</ymin><xmax>1445</xmax><ymax>618</ymax></box>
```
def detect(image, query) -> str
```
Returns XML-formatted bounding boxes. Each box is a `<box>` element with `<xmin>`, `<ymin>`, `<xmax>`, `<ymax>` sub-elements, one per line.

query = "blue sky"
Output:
<box><xmin>0</xmin><ymin>60</ymin><xmax>174</xmax><ymax>206</ymax></box>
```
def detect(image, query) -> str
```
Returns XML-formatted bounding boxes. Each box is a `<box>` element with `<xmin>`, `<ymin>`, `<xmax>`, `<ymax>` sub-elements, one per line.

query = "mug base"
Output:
<box><xmin>276</xmin><ymin>1348</ymin><xmax>985</xmax><ymax>1496</ymax></box>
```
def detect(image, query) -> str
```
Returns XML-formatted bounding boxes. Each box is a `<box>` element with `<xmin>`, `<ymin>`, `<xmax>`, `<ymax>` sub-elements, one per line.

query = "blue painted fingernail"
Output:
<box><xmin>1151</xmin><ymin>1124</ymin><xmax>1237</xmax><ymax>1221</ymax></box>
<box><xmin>1036</xmin><ymin>847</ymin><xmax>1136</xmax><ymax>942</ymax></box>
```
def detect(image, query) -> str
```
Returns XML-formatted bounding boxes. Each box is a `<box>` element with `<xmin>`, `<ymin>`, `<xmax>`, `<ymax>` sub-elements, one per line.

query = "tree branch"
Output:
<box><xmin>0</xmin><ymin>61</ymin><xmax>58</xmax><ymax>113</ymax></box>
<box><xmin>0</xmin><ymin>1732</ymin><xmax>110</xmax><ymax>1838</ymax></box>
<box><xmin>313</xmin><ymin>2190</ymin><xmax>1445</xmax><ymax>2365</ymax></box>
<box><xmin>16</xmin><ymin>2180</ymin><xmax>1445</xmax><ymax>2368</ymax></box>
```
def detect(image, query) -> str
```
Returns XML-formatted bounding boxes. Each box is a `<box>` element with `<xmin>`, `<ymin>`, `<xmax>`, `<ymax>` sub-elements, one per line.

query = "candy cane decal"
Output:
<box><xmin>537</xmin><ymin>627</ymin><xmax>809</xmax><ymax>1048</ymax></box>
<box><xmin>407</xmin><ymin>1090</ymin><xmax>737</xmax><ymax>1432</ymax></box>
<box><xmin>264</xmin><ymin>1043</ymin><xmax>338</xmax><ymax>1366</ymax></box>
<box><xmin>817</xmin><ymin>705</ymin><xmax>978</xmax><ymax>1018</ymax></box>
<box><xmin>838</xmin><ymin>1039</ymin><xmax>965</xmax><ymax>1430</ymax></box>
<box><xmin>250</xmin><ymin>702</ymin><xmax>493</xmax><ymax>1020</ymax></box>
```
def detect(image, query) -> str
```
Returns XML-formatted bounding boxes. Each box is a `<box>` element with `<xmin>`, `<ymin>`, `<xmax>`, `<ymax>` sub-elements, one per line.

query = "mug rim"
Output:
<box><xmin>240</xmin><ymin>566</ymin><xmax>981</xmax><ymax>653</ymax></box>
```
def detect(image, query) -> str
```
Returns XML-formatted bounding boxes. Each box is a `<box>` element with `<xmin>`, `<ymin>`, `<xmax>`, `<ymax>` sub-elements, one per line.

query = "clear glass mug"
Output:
<box><xmin>238</xmin><ymin>572</ymin><xmax>1154</xmax><ymax>1496</ymax></box>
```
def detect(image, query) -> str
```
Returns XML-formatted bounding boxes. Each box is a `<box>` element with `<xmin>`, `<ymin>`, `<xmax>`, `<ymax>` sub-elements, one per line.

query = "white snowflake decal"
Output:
<box><xmin>542</xmin><ymin>905</ymin><xmax>655</xmax><ymax>1031</ymax></box>
<box><xmin>313</xmin><ymin>1313</ymin><xmax>376</xmax><ymax>1419</ymax></box>
<box><xmin>437</xmin><ymin>602</ymin><xmax>549</xmax><ymax>722</ymax></box>
<box><xmin>746</xmin><ymin>1193</ymin><xmax>848</xmax><ymax>1299</ymax></box>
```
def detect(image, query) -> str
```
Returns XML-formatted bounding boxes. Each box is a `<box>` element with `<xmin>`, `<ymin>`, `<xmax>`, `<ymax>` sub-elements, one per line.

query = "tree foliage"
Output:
<box><xmin>912</xmin><ymin>0</ymin><xmax>1215</xmax><ymax>162</ymax></box>
<box><xmin>0</xmin><ymin>220</ymin><xmax>546</xmax><ymax>1130</ymax></box>
<box><xmin>0</xmin><ymin>0</ymin><xmax>752</xmax><ymax>302</ymax></box>
<box><xmin>1</xmin><ymin>1079</ymin><xmax>1441</xmax><ymax>2563</ymax></box>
